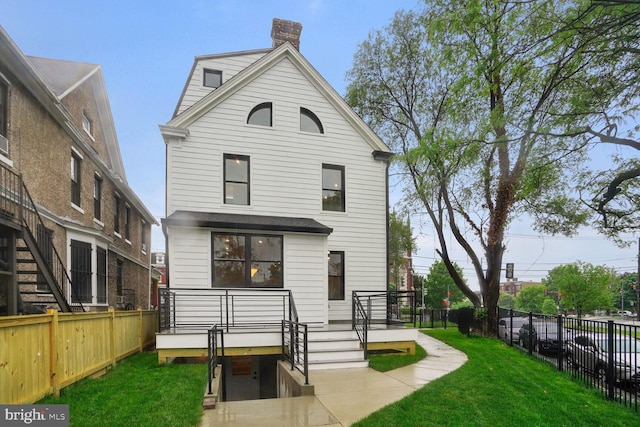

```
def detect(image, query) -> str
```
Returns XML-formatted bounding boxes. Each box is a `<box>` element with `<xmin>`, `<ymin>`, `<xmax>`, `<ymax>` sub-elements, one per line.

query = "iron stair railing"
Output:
<box><xmin>0</xmin><ymin>163</ymin><xmax>83</xmax><ymax>312</ymax></box>
<box><xmin>352</xmin><ymin>291</ymin><xmax>369</xmax><ymax>359</ymax></box>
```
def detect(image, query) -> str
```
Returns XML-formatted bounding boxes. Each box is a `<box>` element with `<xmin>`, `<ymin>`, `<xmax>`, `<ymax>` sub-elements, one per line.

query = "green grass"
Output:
<box><xmin>368</xmin><ymin>344</ymin><xmax>427</xmax><ymax>372</ymax></box>
<box><xmin>354</xmin><ymin>329</ymin><xmax>640</xmax><ymax>427</ymax></box>
<box><xmin>39</xmin><ymin>353</ymin><xmax>207</xmax><ymax>427</ymax></box>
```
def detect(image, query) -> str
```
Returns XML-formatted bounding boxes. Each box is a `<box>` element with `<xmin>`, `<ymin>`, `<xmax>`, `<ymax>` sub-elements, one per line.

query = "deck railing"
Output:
<box><xmin>352</xmin><ymin>290</ymin><xmax>418</xmax><ymax>327</ymax></box>
<box><xmin>158</xmin><ymin>288</ymin><xmax>298</xmax><ymax>332</ymax></box>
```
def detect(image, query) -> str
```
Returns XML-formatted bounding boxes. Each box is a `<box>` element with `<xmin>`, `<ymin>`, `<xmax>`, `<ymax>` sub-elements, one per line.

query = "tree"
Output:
<box><xmin>542</xmin><ymin>298</ymin><xmax>558</xmax><ymax>315</ymax></box>
<box><xmin>388</xmin><ymin>211</ymin><xmax>416</xmax><ymax>287</ymax></box>
<box><xmin>498</xmin><ymin>292</ymin><xmax>516</xmax><ymax>310</ymax></box>
<box><xmin>516</xmin><ymin>285</ymin><xmax>546</xmax><ymax>314</ymax></box>
<box><xmin>346</xmin><ymin>1</ymin><xmax>640</xmax><ymax>333</ymax></box>
<box><xmin>614</xmin><ymin>272</ymin><xmax>639</xmax><ymax>312</ymax></box>
<box><xmin>423</xmin><ymin>260</ymin><xmax>466</xmax><ymax>309</ymax></box>
<box><xmin>543</xmin><ymin>263</ymin><xmax>614</xmax><ymax>317</ymax></box>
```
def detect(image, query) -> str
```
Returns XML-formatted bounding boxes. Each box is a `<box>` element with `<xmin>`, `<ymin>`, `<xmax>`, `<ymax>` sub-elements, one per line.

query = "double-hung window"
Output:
<box><xmin>212</xmin><ymin>233</ymin><xmax>283</xmax><ymax>288</ymax></box>
<box><xmin>114</xmin><ymin>195</ymin><xmax>121</xmax><ymax>234</ymax></box>
<box><xmin>94</xmin><ymin>175</ymin><xmax>102</xmax><ymax>221</ymax></box>
<box><xmin>70</xmin><ymin>152</ymin><xmax>82</xmax><ymax>207</ymax></box>
<box><xmin>0</xmin><ymin>78</ymin><xmax>8</xmax><ymax>148</ymax></box>
<box><xmin>224</xmin><ymin>154</ymin><xmax>249</xmax><ymax>205</ymax></box>
<box><xmin>328</xmin><ymin>251</ymin><xmax>344</xmax><ymax>300</ymax></box>
<box><xmin>322</xmin><ymin>164</ymin><xmax>344</xmax><ymax>212</ymax></box>
<box><xmin>124</xmin><ymin>205</ymin><xmax>131</xmax><ymax>241</ymax></box>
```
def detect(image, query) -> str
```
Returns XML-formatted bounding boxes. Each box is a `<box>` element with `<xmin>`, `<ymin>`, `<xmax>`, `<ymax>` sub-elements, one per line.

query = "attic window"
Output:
<box><xmin>300</xmin><ymin>107</ymin><xmax>324</xmax><ymax>134</ymax></box>
<box><xmin>82</xmin><ymin>111</ymin><xmax>92</xmax><ymax>136</ymax></box>
<box><xmin>203</xmin><ymin>69</ymin><xmax>222</xmax><ymax>88</ymax></box>
<box><xmin>247</xmin><ymin>102</ymin><xmax>272</xmax><ymax>127</ymax></box>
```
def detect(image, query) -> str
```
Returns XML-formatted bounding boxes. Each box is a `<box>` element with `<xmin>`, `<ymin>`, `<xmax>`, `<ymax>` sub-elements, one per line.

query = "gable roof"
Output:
<box><xmin>27</xmin><ymin>56</ymin><xmax>127</xmax><ymax>182</ymax></box>
<box><xmin>162</xmin><ymin>42</ymin><xmax>391</xmax><ymax>154</ymax></box>
<box><xmin>0</xmin><ymin>25</ymin><xmax>156</xmax><ymax>225</ymax></box>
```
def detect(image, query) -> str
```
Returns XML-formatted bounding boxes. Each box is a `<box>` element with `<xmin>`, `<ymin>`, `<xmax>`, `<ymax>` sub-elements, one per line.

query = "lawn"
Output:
<box><xmin>368</xmin><ymin>343</ymin><xmax>427</xmax><ymax>372</ymax></box>
<box><xmin>354</xmin><ymin>329</ymin><xmax>640</xmax><ymax>427</ymax></box>
<box><xmin>39</xmin><ymin>353</ymin><xmax>207</xmax><ymax>427</ymax></box>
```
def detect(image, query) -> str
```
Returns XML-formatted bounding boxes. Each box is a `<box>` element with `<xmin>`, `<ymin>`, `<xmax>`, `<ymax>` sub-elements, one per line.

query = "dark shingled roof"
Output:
<box><xmin>162</xmin><ymin>211</ymin><xmax>333</xmax><ymax>235</ymax></box>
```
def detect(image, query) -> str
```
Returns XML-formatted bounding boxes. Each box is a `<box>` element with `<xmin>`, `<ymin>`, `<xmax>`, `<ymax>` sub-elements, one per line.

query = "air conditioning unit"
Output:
<box><xmin>116</xmin><ymin>296</ymin><xmax>125</xmax><ymax>304</ymax></box>
<box><xmin>142</xmin><ymin>242</ymin><xmax>147</xmax><ymax>252</ymax></box>
<box><xmin>0</xmin><ymin>134</ymin><xmax>8</xmax><ymax>155</ymax></box>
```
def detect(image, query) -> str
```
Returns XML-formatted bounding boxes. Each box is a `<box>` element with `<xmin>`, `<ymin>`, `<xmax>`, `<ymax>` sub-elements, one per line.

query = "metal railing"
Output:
<box><xmin>497</xmin><ymin>307</ymin><xmax>639</xmax><ymax>412</ymax></box>
<box><xmin>352</xmin><ymin>292</ymin><xmax>368</xmax><ymax>359</ymax></box>
<box><xmin>282</xmin><ymin>319</ymin><xmax>308</xmax><ymax>384</ymax></box>
<box><xmin>207</xmin><ymin>325</ymin><xmax>224</xmax><ymax>395</ymax></box>
<box><xmin>352</xmin><ymin>290</ymin><xmax>418</xmax><ymax>327</ymax></box>
<box><xmin>158</xmin><ymin>288</ymin><xmax>297</xmax><ymax>332</ymax></box>
<box><xmin>0</xmin><ymin>163</ymin><xmax>83</xmax><ymax>312</ymax></box>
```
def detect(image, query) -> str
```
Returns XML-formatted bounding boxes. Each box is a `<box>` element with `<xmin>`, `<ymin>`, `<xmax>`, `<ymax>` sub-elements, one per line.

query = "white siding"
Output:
<box><xmin>166</xmin><ymin>55</ymin><xmax>387</xmax><ymax>323</ymax></box>
<box><xmin>167</xmin><ymin>227</ymin><xmax>211</xmax><ymax>288</ymax></box>
<box><xmin>177</xmin><ymin>52</ymin><xmax>269</xmax><ymax>115</ymax></box>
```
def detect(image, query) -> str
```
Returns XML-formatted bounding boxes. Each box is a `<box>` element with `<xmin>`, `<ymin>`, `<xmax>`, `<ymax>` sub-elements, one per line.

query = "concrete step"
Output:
<box><xmin>308</xmin><ymin>349</ymin><xmax>365</xmax><ymax>362</ymax></box>
<box><xmin>308</xmin><ymin>358</ymin><xmax>369</xmax><ymax>370</ymax></box>
<box><xmin>307</xmin><ymin>339</ymin><xmax>361</xmax><ymax>352</ymax></box>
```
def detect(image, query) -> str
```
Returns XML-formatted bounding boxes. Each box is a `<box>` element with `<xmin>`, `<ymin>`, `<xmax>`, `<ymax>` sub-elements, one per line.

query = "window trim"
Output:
<box><xmin>93</xmin><ymin>174</ymin><xmax>102</xmax><ymax>221</ymax></box>
<box><xmin>322</xmin><ymin>164</ymin><xmax>345</xmax><ymax>212</ymax></box>
<box><xmin>223</xmin><ymin>154</ymin><xmax>250</xmax><ymax>205</ymax></box>
<box><xmin>211</xmin><ymin>232</ymin><xmax>283</xmax><ymax>288</ymax></box>
<box><xmin>114</xmin><ymin>194</ymin><xmax>121</xmax><ymax>235</ymax></box>
<box><xmin>82</xmin><ymin>110</ymin><xmax>93</xmax><ymax>138</ymax></box>
<box><xmin>328</xmin><ymin>251</ymin><xmax>345</xmax><ymax>300</ymax></box>
<box><xmin>0</xmin><ymin>74</ymin><xmax>9</xmax><ymax>140</ymax></box>
<box><xmin>247</xmin><ymin>102</ymin><xmax>273</xmax><ymax>127</ymax></box>
<box><xmin>70</xmin><ymin>151</ymin><xmax>82</xmax><ymax>208</ymax></box>
<box><xmin>300</xmin><ymin>107</ymin><xmax>324</xmax><ymax>134</ymax></box>
<box><xmin>124</xmin><ymin>204</ymin><xmax>131</xmax><ymax>241</ymax></box>
<box><xmin>203</xmin><ymin>68</ymin><xmax>223</xmax><ymax>88</ymax></box>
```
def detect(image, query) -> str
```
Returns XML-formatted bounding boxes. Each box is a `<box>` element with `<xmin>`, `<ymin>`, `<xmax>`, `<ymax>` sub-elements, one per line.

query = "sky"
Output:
<box><xmin>2</xmin><ymin>1</ymin><xmax>638</xmax><ymax>293</ymax></box>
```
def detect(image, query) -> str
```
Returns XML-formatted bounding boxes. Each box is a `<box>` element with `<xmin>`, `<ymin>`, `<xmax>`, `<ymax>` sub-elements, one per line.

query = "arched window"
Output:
<box><xmin>300</xmin><ymin>107</ymin><xmax>324</xmax><ymax>134</ymax></box>
<box><xmin>247</xmin><ymin>102</ymin><xmax>272</xmax><ymax>126</ymax></box>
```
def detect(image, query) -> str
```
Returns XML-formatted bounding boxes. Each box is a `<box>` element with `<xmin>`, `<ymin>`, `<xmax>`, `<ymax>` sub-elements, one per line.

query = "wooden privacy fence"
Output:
<box><xmin>0</xmin><ymin>308</ymin><xmax>157</xmax><ymax>404</ymax></box>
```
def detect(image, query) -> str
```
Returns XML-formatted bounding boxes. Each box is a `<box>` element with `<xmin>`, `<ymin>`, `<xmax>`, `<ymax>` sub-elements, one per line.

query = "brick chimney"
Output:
<box><xmin>271</xmin><ymin>18</ymin><xmax>302</xmax><ymax>50</ymax></box>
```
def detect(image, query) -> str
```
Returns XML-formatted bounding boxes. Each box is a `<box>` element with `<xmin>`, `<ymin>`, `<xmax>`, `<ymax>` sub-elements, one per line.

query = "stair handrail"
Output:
<box><xmin>352</xmin><ymin>291</ymin><xmax>368</xmax><ymax>359</ymax></box>
<box><xmin>281</xmin><ymin>319</ymin><xmax>309</xmax><ymax>385</ymax></box>
<box><xmin>207</xmin><ymin>324</ymin><xmax>224</xmax><ymax>395</ymax></box>
<box><xmin>17</xmin><ymin>173</ymin><xmax>84</xmax><ymax>311</ymax></box>
<box><xmin>288</xmin><ymin>289</ymin><xmax>299</xmax><ymax>324</ymax></box>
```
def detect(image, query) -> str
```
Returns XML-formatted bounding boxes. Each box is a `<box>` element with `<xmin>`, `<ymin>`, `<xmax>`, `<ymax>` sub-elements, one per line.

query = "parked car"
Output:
<box><xmin>533</xmin><ymin>320</ymin><xmax>571</xmax><ymax>356</ymax></box>
<box><xmin>566</xmin><ymin>334</ymin><xmax>640</xmax><ymax>388</ymax></box>
<box><xmin>498</xmin><ymin>317</ymin><xmax>528</xmax><ymax>343</ymax></box>
<box><xmin>616</xmin><ymin>310</ymin><xmax>633</xmax><ymax>317</ymax></box>
<box><xmin>518</xmin><ymin>322</ymin><xmax>538</xmax><ymax>350</ymax></box>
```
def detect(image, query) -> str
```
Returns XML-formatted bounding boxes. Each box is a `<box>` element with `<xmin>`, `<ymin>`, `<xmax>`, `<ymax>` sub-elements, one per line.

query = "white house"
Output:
<box><xmin>156</xmin><ymin>20</ymin><xmax>417</xmax><ymax>398</ymax></box>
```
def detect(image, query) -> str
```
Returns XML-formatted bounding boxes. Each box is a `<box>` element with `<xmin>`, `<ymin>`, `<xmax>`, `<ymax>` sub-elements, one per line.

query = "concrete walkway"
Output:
<box><xmin>199</xmin><ymin>332</ymin><xmax>467</xmax><ymax>427</ymax></box>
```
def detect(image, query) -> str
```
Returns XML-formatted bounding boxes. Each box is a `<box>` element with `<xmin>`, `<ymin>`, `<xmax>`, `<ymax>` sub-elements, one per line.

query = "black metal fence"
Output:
<box><xmin>498</xmin><ymin>307</ymin><xmax>639</xmax><ymax>411</ymax></box>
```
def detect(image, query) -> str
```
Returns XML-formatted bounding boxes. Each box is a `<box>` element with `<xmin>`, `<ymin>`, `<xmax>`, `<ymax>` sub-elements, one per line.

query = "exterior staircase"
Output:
<box><xmin>0</xmin><ymin>164</ymin><xmax>83</xmax><ymax>314</ymax></box>
<box><xmin>307</xmin><ymin>328</ymin><xmax>369</xmax><ymax>370</ymax></box>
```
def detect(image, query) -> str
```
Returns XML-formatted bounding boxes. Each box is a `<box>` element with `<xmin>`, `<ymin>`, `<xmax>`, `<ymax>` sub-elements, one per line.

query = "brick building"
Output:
<box><xmin>0</xmin><ymin>26</ymin><xmax>156</xmax><ymax>314</ymax></box>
